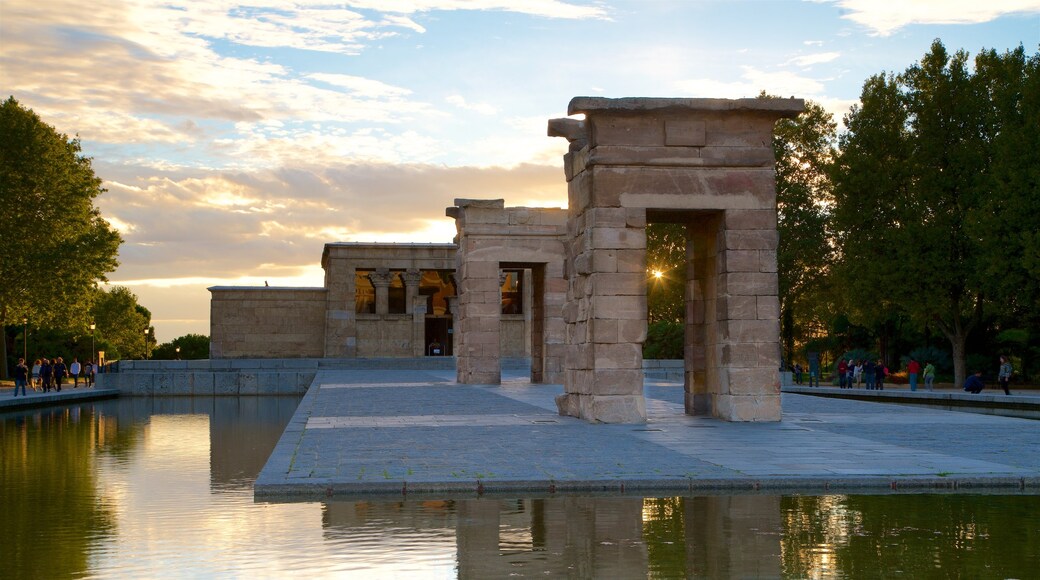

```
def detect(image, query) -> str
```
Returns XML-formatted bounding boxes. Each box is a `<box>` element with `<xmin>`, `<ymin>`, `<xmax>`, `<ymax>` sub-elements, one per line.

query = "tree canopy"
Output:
<box><xmin>831</xmin><ymin>40</ymin><xmax>1039</xmax><ymax>385</ymax></box>
<box><xmin>1</xmin><ymin>97</ymin><xmax>122</xmax><ymax>376</ymax></box>
<box><xmin>91</xmin><ymin>286</ymin><xmax>152</xmax><ymax>360</ymax></box>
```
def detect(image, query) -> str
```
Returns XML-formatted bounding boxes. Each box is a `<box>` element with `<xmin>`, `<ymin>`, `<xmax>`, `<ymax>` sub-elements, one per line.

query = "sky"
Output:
<box><xmin>3</xmin><ymin>0</ymin><xmax>1039</xmax><ymax>343</ymax></box>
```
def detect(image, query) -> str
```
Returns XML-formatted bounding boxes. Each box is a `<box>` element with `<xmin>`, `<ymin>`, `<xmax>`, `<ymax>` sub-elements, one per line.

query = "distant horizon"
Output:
<box><xmin>3</xmin><ymin>0</ymin><xmax>1037</xmax><ymax>342</ymax></box>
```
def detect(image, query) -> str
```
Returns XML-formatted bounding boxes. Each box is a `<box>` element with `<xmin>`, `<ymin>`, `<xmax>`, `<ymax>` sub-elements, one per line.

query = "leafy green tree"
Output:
<box><xmin>770</xmin><ymin>96</ymin><xmax>838</xmax><ymax>365</ymax></box>
<box><xmin>153</xmin><ymin>333</ymin><xmax>210</xmax><ymax>360</ymax></box>
<box><xmin>831</xmin><ymin>41</ymin><xmax>1038</xmax><ymax>386</ymax></box>
<box><xmin>0</xmin><ymin>97</ymin><xmax>122</xmax><ymax>376</ymax></box>
<box><xmin>645</xmin><ymin>222</ymin><xmax>686</xmax><ymax>323</ymax></box>
<box><xmin>91</xmin><ymin>286</ymin><xmax>151</xmax><ymax>359</ymax></box>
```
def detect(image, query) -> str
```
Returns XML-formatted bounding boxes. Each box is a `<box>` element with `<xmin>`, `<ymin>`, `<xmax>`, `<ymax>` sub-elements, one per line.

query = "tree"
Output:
<box><xmin>153</xmin><ymin>334</ymin><xmax>210</xmax><ymax>360</ymax></box>
<box><xmin>831</xmin><ymin>41</ymin><xmax>1039</xmax><ymax>386</ymax></box>
<box><xmin>770</xmin><ymin>96</ymin><xmax>838</xmax><ymax>365</ymax></box>
<box><xmin>91</xmin><ymin>286</ymin><xmax>151</xmax><ymax>360</ymax></box>
<box><xmin>0</xmin><ymin>97</ymin><xmax>122</xmax><ymax>376</ymax></box>
<box><xmin>645</xmin><ymin>222</ymin><xmax>686</xmax><ymax>324</ymax></box>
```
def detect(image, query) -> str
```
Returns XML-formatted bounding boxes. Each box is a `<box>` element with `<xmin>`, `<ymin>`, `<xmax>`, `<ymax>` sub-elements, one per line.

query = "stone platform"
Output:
<box><xmin>254</xmin><ymin>369</ymin><xmax>1040</xmax><ymax>500</ymax></box>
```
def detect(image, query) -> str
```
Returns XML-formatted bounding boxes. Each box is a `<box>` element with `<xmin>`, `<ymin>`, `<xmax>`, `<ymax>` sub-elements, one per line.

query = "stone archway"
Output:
<box><xmin>549</xmin><ymin>97</ymin><xmax>803</xmax><ymax>423</ymax></box>
<box><xmin>448</xmin><ymin>199</ymin><xmax>567</xmax><ymax>385</ymax></box>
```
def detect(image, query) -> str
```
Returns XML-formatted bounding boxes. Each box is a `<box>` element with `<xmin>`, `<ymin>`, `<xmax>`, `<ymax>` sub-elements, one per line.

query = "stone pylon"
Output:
<box><xmin>549</xmin><ymin>97</ymin><xmax>803</xmax><ymax>423</ymax></box>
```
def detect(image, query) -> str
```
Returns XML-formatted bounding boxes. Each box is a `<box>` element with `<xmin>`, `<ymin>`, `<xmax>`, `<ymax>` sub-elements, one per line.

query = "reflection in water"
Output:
<box><xmin>3</xmin><ymin>398</ymin><xmax>1039</xmax><ymax>578</ymax></box>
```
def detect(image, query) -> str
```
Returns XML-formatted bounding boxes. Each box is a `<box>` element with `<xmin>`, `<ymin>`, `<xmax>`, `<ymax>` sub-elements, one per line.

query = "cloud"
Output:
<box><xmin>97</xmin><ymin>160</ymin><xmax>565</xmax><ymax>281</ymax></box>
<box><xmin>788</xmin><ymin>52</ymin><xmax>842</xmax><ymax>67</ymax></box>
<box><xmin>344</xmin><ymin>0</ymin><xmax>609</xmax><ymax>19</ymax></box>
<box><xmin>676</xmin><ymin>66</ymin><xmax>826</xmax><ymax>99</ymax></box>
<box><xmin>813</xmin><ymin>0</ymin><xmax>1040</xmax><ymax>36</ymax></box>
<box><xmin>446</xmin><ymin>95</ymin><xmax>498</xmax><ymax>115</ymax></box>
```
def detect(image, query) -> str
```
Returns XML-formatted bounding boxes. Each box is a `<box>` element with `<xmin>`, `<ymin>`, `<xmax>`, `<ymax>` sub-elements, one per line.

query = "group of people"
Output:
<box><xmin>830</xmin><ymin>355</ymin><xmax>1013</xmax><ymax>394</ymax></box>
<box><xmin>11</xmin><ymin>356</ymin><xmax>97</xmax><ymax>397</ymax></box>
<box><xmin>837</xmin><ymin>358</ymin><xmax>891</xmax><ymax>390</ymax></box>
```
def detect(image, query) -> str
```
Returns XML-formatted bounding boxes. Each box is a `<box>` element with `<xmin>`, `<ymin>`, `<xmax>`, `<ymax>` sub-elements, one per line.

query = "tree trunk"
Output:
<box><xmin>949</xmin><ymin>331</ymin><xmax>968</xmax><ymax>389</ymax></box>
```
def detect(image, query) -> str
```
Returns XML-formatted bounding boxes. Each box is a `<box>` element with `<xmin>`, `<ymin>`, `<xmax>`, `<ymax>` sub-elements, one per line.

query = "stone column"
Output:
<box><xmin>456</xmin><ymin>260</ymin><xmax>502</xmax><ymax>383</ymax></box>
<box><xmin>402</xmin><ymin>268</ymin><xmax>422</xmax><ymax>315</ymax></box>
<box><xmin>369</xmin><ymin>268</ymin><xmax>393</xmax><ymax>316</ymax></box>
<box><xmin>685</xmin><ymin>215</ymin><xmax>720</xmax><ymax>415</ymax></box>
<box><xmin>713</xmin><ymin>209</ymin><xmax>782</xmax><ymax>420</ymax></box>
<box><xmin>446</xmin><ymin>296</ymin><xmax>458</xmax><ymax>356</ymax></box>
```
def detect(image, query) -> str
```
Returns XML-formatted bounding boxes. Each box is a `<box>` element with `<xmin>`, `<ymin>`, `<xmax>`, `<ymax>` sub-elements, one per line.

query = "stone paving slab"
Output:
<box><xmin>254</xmin><ymin>369</ymin><xmax>1040</xmax><ymax>500</ymax></box>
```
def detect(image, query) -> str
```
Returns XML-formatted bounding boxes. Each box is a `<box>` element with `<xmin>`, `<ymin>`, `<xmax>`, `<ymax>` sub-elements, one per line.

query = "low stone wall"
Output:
<box><xmin>643</xmin><ymin>359</ymin><xmax>684</xmax><ymax>381</ymax></box>
<box><xmin>97</xmin><ymin>357</ymin><xmax>685</xmax><ymax>395</ymax></box>
<box><xmin>96</xmin><ymin>359</ymin><xmax>318</xmax><ymax>396</ymax></box>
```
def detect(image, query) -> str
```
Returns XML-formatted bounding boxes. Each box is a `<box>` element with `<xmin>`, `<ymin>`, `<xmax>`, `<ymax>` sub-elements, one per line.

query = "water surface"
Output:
<box><xmin>2</xmin><ymin>398</ymin><xmax>1037</xmax><ymax>578</ymax></box>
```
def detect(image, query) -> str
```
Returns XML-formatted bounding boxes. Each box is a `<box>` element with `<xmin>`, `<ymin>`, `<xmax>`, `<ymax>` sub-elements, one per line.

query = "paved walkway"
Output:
<box><xmin>254</xmin><ymin>369</ymin><xmax>1040</xmax><ymax>499</ymax></box>
<box><xmin>0</xmin><ymin>385</ymin><xmax>119</xmax><ymax>411</ymax></box>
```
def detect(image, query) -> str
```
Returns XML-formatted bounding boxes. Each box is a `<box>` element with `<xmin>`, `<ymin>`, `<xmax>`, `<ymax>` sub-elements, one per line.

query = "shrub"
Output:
<box><xmin>644</xmin><ymin>321</ymin><xmax>684</xmax><ymax>359</ymax></box>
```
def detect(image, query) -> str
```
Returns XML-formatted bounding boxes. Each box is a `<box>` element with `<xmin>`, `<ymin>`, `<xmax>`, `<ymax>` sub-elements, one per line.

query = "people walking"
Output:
<box><xmin>31</xmin><ymin>359</ymin><xmax>41</xmax><ymax>391</ymax></box>
<box><xmin>875</xmin><ymin>359</ymin><xmax>886</xmax><ymax>390</ymax></box>
<box><xmin>998</xmin><ymin>356</ymin><xmax>1013</xmax><ymax>395</ymax></box>
<box><xmin>84</xmin><ymin>360</ymin><xmax>95</xmax><ymax>387</ymax></box>
<box><xmin>71</xmin><ymin>357</ymin><xmax>82</xmax><ymax>387</ymax></box>
<box><xmin>923</xmin><ymin>361</ymin><xmax>936</xmax><ymax>391</ymax></box>
<box><xmin>40</xmin><ymin>358</ymin><xmax>53</xmax><ymax>392</ymax></box>
<box><xmin>794</xmin><ymin>363</ymin><xmax>803</xmax><ymax>385</ymax></box>
<box><xmin>53</xmin><ymin>357</ymin><xmax>68</xmax><ymax>392</ymax></box>
<box><xmin>13</xmin><ymin>358</ymin><xmax>29</xmax><ymax>397</ymax></box>
<box><xmin>907</xmin><ymin>358</ymin><xmax>921</xmax><ymax>392</ymax></box>
<box><xmin>863</xmin><ymin>359</ymin><xmax>876</xmax><ymax>390</ymax></box>
<box><xmin>838</xmin><ymin>359</ymin><xmax>848</xmax><ymax>388</ymax></box>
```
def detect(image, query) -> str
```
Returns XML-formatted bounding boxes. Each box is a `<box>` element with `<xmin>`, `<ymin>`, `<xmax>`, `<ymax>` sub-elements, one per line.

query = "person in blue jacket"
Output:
<box><xmin>963</xmin><ymin>370</ymin><xmax>985</xmax><ymax>394</ymax></box>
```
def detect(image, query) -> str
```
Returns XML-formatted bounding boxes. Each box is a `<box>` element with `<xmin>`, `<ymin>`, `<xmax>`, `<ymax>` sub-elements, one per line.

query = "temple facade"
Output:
<box><xmin>209</xmin><ymin>242</ymin><xmax>544</xmax><ymax>363</ymax></box>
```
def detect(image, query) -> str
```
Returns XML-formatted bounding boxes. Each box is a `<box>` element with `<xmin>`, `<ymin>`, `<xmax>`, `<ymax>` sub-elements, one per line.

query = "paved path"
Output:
<box><xmin>254</xmin><ymin>369</ymin><xmax>1040</xmax><ymax>499</ymax></box>
<box><xmin>0</xmin><ymin>386</ymin><xmax>119</xmax><ymax>411</ymax></box>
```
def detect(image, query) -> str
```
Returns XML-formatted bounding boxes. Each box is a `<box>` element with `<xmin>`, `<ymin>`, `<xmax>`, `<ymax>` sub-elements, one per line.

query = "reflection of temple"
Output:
<box><xmin>209</xmin><ymin>242</ymin><xmax>538</xmax><ymax>360</ymax></box>
<box><xmin>321</xmin><ymin>495</ymin><xmax>781</xmax><ymax>578</ymax></box>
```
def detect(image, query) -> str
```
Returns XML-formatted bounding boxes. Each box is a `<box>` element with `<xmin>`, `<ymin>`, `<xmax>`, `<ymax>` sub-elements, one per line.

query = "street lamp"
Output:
<box><xmin>175</xmin><ymin>346</ymin><xmax>181</xmax><ymax>360</ymax></box>
<box><xmin>144</xmin><ymin>329</ymin><xmax>149</xmax><ymax>360</ymax></box>
<box><xmin>89</xmin><ymin>322</ymin><xmax>96</xmax><ymax>366</ymax></box>
<box><xmin>22</xmin><ymin>317</ymin><xmax>27</xmax><ymax>361</ymax></box>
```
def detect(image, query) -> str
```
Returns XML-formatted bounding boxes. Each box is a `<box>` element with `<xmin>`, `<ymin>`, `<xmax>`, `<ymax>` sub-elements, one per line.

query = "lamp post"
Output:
<box><xmin>144</xmin><ymin>329</ymin><xmax>149</xmax><ymax>360</ymax></box>
<box><xmin>23</xmin><ymin>317</ymin><xmax>28</xmax><ymax>361</ymax></box>
<box><xmin>175</xmin><ymin>346</ymin><xmax>181</xmax><ymax>360</ymax></box>
<box><xmin>90</xmin><ymin>322</ymin><xmax>96</xmax><ymax>365</ymax></box>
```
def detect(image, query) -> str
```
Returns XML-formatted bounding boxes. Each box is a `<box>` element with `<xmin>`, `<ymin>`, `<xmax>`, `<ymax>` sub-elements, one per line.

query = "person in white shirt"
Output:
<box><xmin>70</xmin><ymin>358</ymin><xmax>82</xmax><ymax>387</ymax></box>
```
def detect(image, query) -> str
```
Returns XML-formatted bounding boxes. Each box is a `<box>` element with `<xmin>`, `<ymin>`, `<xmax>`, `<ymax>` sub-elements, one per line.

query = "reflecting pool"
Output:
<box><xmin>2</xmin><ymin>398</ymin><xmax>1038</xmax><ymax>578</ymax></box>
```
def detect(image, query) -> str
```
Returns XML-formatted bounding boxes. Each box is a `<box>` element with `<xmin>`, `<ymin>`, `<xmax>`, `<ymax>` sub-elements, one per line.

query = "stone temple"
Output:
<box><xmin>209</xmin><ymin>96</ymin><xmax>804</xmax><ymax>423</ymax></box>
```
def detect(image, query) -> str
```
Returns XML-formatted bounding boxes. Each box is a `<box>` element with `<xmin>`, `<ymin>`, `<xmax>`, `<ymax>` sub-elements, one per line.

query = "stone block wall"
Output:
<box><xmin>355</xmin><ymin>315</ymin><xmax>416</xmax><ymax>357</ymax></box>
<box><xmin>209</xmin><ymin>288</ymin><xmax>327</xmax><ymax>358</ymax></box>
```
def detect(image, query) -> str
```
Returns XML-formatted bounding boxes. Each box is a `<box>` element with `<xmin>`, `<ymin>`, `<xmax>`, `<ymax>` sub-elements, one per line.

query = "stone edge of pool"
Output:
<box><xmin>254</xmin><ymin>475</ymin><xmax>1040</xmax><ymax>502</ymax></box>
